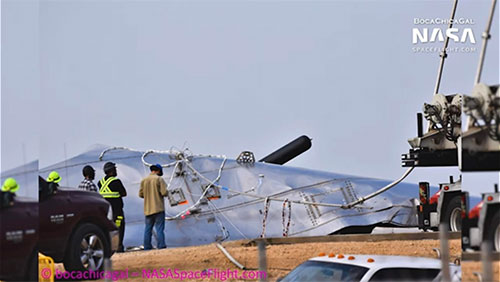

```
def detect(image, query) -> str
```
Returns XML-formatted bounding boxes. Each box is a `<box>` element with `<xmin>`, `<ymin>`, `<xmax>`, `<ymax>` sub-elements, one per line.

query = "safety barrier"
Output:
<box><xmin>38</xmin><ymin>253</ymin><xmax>55</xmax><ymax>282</ymax></box>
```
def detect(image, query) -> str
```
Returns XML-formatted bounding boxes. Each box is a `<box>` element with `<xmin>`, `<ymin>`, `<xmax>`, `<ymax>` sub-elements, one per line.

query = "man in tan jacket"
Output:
<box><xmin>139</xmin><ymin>164</ymin><xmax>168</xmax><ymax>250</ymax></box>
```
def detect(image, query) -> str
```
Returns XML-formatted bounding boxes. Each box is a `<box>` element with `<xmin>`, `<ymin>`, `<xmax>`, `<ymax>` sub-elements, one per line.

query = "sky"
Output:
<box><xmin>1</xmin><ymin>0</ymin><xmax>499</xmax><ymax>196</ymax></box>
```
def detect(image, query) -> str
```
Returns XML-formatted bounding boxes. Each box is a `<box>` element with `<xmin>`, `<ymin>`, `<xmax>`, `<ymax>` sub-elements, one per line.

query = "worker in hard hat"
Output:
<box><xmin>46</xmin><ymin>171</ymin><xmax>61</xmax><ymax>195</ymax></box>
<box><xmin>1</xmin><ymin>178</ymin><xmax>19</xmax><ymax>207</ymax></box>
<box><xmin>98</xmin><ymin>162</ymin><xmax>127</xmax><ymax>252</ymax></box>
<box><xmin>2</xmin><ymin>178</ymin><xmax>19</xmax><ymax>193</ymax></box>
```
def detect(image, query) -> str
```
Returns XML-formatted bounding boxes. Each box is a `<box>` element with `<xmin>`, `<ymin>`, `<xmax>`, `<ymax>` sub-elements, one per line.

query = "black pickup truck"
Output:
<box><xmin>0</xmin><ymin>177</ymin><xmax>119</xmax><ymax>281</ymax></box>
<box><xmin>0</xmin><ymin>192</ymin><xmax>38</xmax><ymax>281</ymax></box>
<box><xmin>38</xmin><ymin>177</ymin><xmax>119</xmax><ymax>272</ymax></box>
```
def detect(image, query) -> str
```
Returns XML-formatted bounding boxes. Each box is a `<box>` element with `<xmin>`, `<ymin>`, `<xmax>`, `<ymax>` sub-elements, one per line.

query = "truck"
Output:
<box><xmin>416</xmin><ymin>176</ymin><xmax>464</xmax><ymax>232</ymax></box>
<box><xmin>278</xmin><ymin>253</ymin><xmax>461</xmax><ymax>282</ymax></box>
<box><xmin>38</xmin><ymin>176</ymin><xmax>119</xmax><ymax>272</ymax></box>
<box><xmin>462</xmin><ymin>184</ymin><xmax>500</xmax><ymax>252</ymax></box>
<box><xmin>0</xmin><ymin>191</ymin><xmax>38</xmax><ymax>281</ymax></box>
<box><xmin>402</xmin><ymin>0</ymin><xmax>465</xmax><ymax>233</ymax></box>
<box><xmin>458</xmin><ymin>0</ymin><xmax>499</xmax><ymax>252</ymax></box>
<box><xmin>460</xmin><ymin>83</ymin><xmax>500</xmax><ymax>251</ymax></box>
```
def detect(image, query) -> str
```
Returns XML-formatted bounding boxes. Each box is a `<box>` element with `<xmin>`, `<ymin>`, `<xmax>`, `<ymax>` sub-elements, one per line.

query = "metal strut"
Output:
<box><xmin>219</xmin><ymin>167</ymin><xmax>415</xmax><ymax>209</ymax></box>
<box><xmin>433</xmin><ymin>0</ymin><xmax>459</xmax><ymax>95</ymax></box>
<box><xmin>343</xmin><ymin>167</ymin><xmax>415</xmax><ymax>208</ymax></box>
<box><xmin>475</xmin><ymin>0</ymin><xmax>497</xmax><ymax>84</ymax></box>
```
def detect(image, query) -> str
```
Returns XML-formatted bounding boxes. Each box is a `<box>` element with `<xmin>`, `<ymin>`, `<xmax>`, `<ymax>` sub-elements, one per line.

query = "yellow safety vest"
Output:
<box><xmin>99</xmin><ymin>177</ymin><xmax>120</xmax><ymax>198</ymax></box>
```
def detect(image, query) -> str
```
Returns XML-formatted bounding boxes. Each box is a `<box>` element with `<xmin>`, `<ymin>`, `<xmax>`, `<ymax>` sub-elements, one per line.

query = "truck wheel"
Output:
<box><xmin>486</xmin><ymin>209</ymin><xmax>500</xmax><ymax>252</ymax></box>
<box><xmin>442</xmin><ymin>196</ymin><xmax>462</xmax><ymax>232</ymax></box>
<box><xmin>64</xmin><ymin>223</ymin><xmax>110</xmax><ymax>272</ymax></box>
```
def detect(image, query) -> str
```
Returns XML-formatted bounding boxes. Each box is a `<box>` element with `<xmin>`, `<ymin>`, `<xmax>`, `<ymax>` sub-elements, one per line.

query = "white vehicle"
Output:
<box><xmin>279</xmin><ymin>254</ymin><xmax>461</xmax><ymax>282</ymax></box>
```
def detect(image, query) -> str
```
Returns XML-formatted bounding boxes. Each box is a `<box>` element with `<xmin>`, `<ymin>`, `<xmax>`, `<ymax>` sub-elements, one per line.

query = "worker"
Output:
<box><xmin>46</xmin><ymin>171</ymin><xmax>61</xmax><ymax>195</ymax></box>
<box><xmin>98</xmin><ymin>162</ymin><xmax>127</xmax><ymax>252</ymax></box>
<box><xmin>139</xmin><ymin>164</ymin><xmax>167</xmax><ymax>250</ymax></box>
<box><xmin>1</xmin><ymin>178</ymin><xmax>19</xmax><ymax>207</ymax></box>
<box><xmin>78</xmin><ymin>165</ymin><xmax>98</xmax><ymax>192</ymax></box>
<box><xmin>2</xmin><ymin>177</ymin><xmax>19</xmax><ymax>193</ymax></box>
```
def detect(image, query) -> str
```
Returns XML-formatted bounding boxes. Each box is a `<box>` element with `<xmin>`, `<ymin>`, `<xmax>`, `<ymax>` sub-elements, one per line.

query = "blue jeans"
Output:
<box><xmin>144</xmin><ymin>211</ymin><xmax>166</xmax><ymax>250</ymax></box>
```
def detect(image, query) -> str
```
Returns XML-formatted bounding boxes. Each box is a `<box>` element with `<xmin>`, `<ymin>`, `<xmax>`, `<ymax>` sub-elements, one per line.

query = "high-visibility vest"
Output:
<box><xmin>115</xmin><ymin>215</ymin><xmax>123</xmax><ymax>227</ymax></box>
<box><xmin>99</xmin><ymin>177</ymin><xmax>121</xmax><ymax>198</ymax></box>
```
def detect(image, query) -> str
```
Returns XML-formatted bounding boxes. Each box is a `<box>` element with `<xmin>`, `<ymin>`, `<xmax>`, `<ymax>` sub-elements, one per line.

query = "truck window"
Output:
<box><xmin>281</xmin><ymin>261</ymin><xmax>369</xmax><ymax>282</ymax></box>
<box><xmin>369</xmin><ymin>267</ymin><xmax>440</xmax><ymax>281</ymax></box>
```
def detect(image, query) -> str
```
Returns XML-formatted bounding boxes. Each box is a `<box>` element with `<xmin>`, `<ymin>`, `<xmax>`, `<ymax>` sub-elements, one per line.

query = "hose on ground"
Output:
<box><xmin>215</xmin><ymin>243</ymin><xmax>246</xmax><ymax>270</ymax></box>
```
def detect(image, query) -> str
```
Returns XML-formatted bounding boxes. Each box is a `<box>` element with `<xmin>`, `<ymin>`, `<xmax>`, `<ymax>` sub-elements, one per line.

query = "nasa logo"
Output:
<box><xmin>412</xmin><ymin>28</ymin><xmax>476</xmax><ymax>44</ymax></box>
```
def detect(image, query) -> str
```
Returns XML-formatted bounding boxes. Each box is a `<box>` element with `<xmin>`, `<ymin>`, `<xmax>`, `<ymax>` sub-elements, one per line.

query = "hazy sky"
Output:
<box><xmin>1</xmin><ymin>0</ymin><xmax>499</xmax><ymax>196</ymax></box>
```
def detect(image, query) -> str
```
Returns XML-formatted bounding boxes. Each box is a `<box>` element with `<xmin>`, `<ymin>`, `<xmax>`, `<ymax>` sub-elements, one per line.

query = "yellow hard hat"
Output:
<box><xmin>2</xmin><ymin>178</ymin><xmax>19</xmax><ymax>192</ymax></box>
<box><xmin>47</xmin><ymin>171</ymin><xmax>61</xmax><ymax>183</ymax></box>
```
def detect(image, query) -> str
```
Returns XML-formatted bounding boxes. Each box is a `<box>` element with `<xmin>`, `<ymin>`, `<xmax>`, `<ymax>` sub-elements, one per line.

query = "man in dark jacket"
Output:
<box><xmin>98</xmin><ymin>162</ymin><xmax>127</xmax><ymax>252</ymax></box>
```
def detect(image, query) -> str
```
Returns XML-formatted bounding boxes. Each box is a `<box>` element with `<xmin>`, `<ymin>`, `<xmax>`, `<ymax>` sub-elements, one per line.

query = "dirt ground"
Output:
<box><xmin>67</xmin><ymin>238</ymin><xmax>462</xmax><ymax>281</ymax></box>
<box><xmin>461</xmin><ymin>261</ymin><xmax>500</xmax><ymax>282</ymax></box>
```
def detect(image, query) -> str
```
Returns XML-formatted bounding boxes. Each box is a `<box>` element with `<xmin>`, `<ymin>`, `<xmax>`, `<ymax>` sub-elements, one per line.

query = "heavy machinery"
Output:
<box><xmin>417</xmin><ymin>176</ymin><xmax>463</xmax><ymax>232</ymax></box>
<box><xmin>460</xmin><ymin>83</ymin><xmax>500</xmax><ymax>171</ymax></box>
<box><xmin>460</xmin><ymin>0</ymin><xmax>500</xmax><ymax>252</ymax></box>
<box><xmin>462</xmin><ymin>184</ymin><xmax>500</xmax><ymax>251</ymax></box>
<box><xmin>403</xmin><ymin>0</ymin><xmax>466</xmax><ymax>232</ymax></box>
